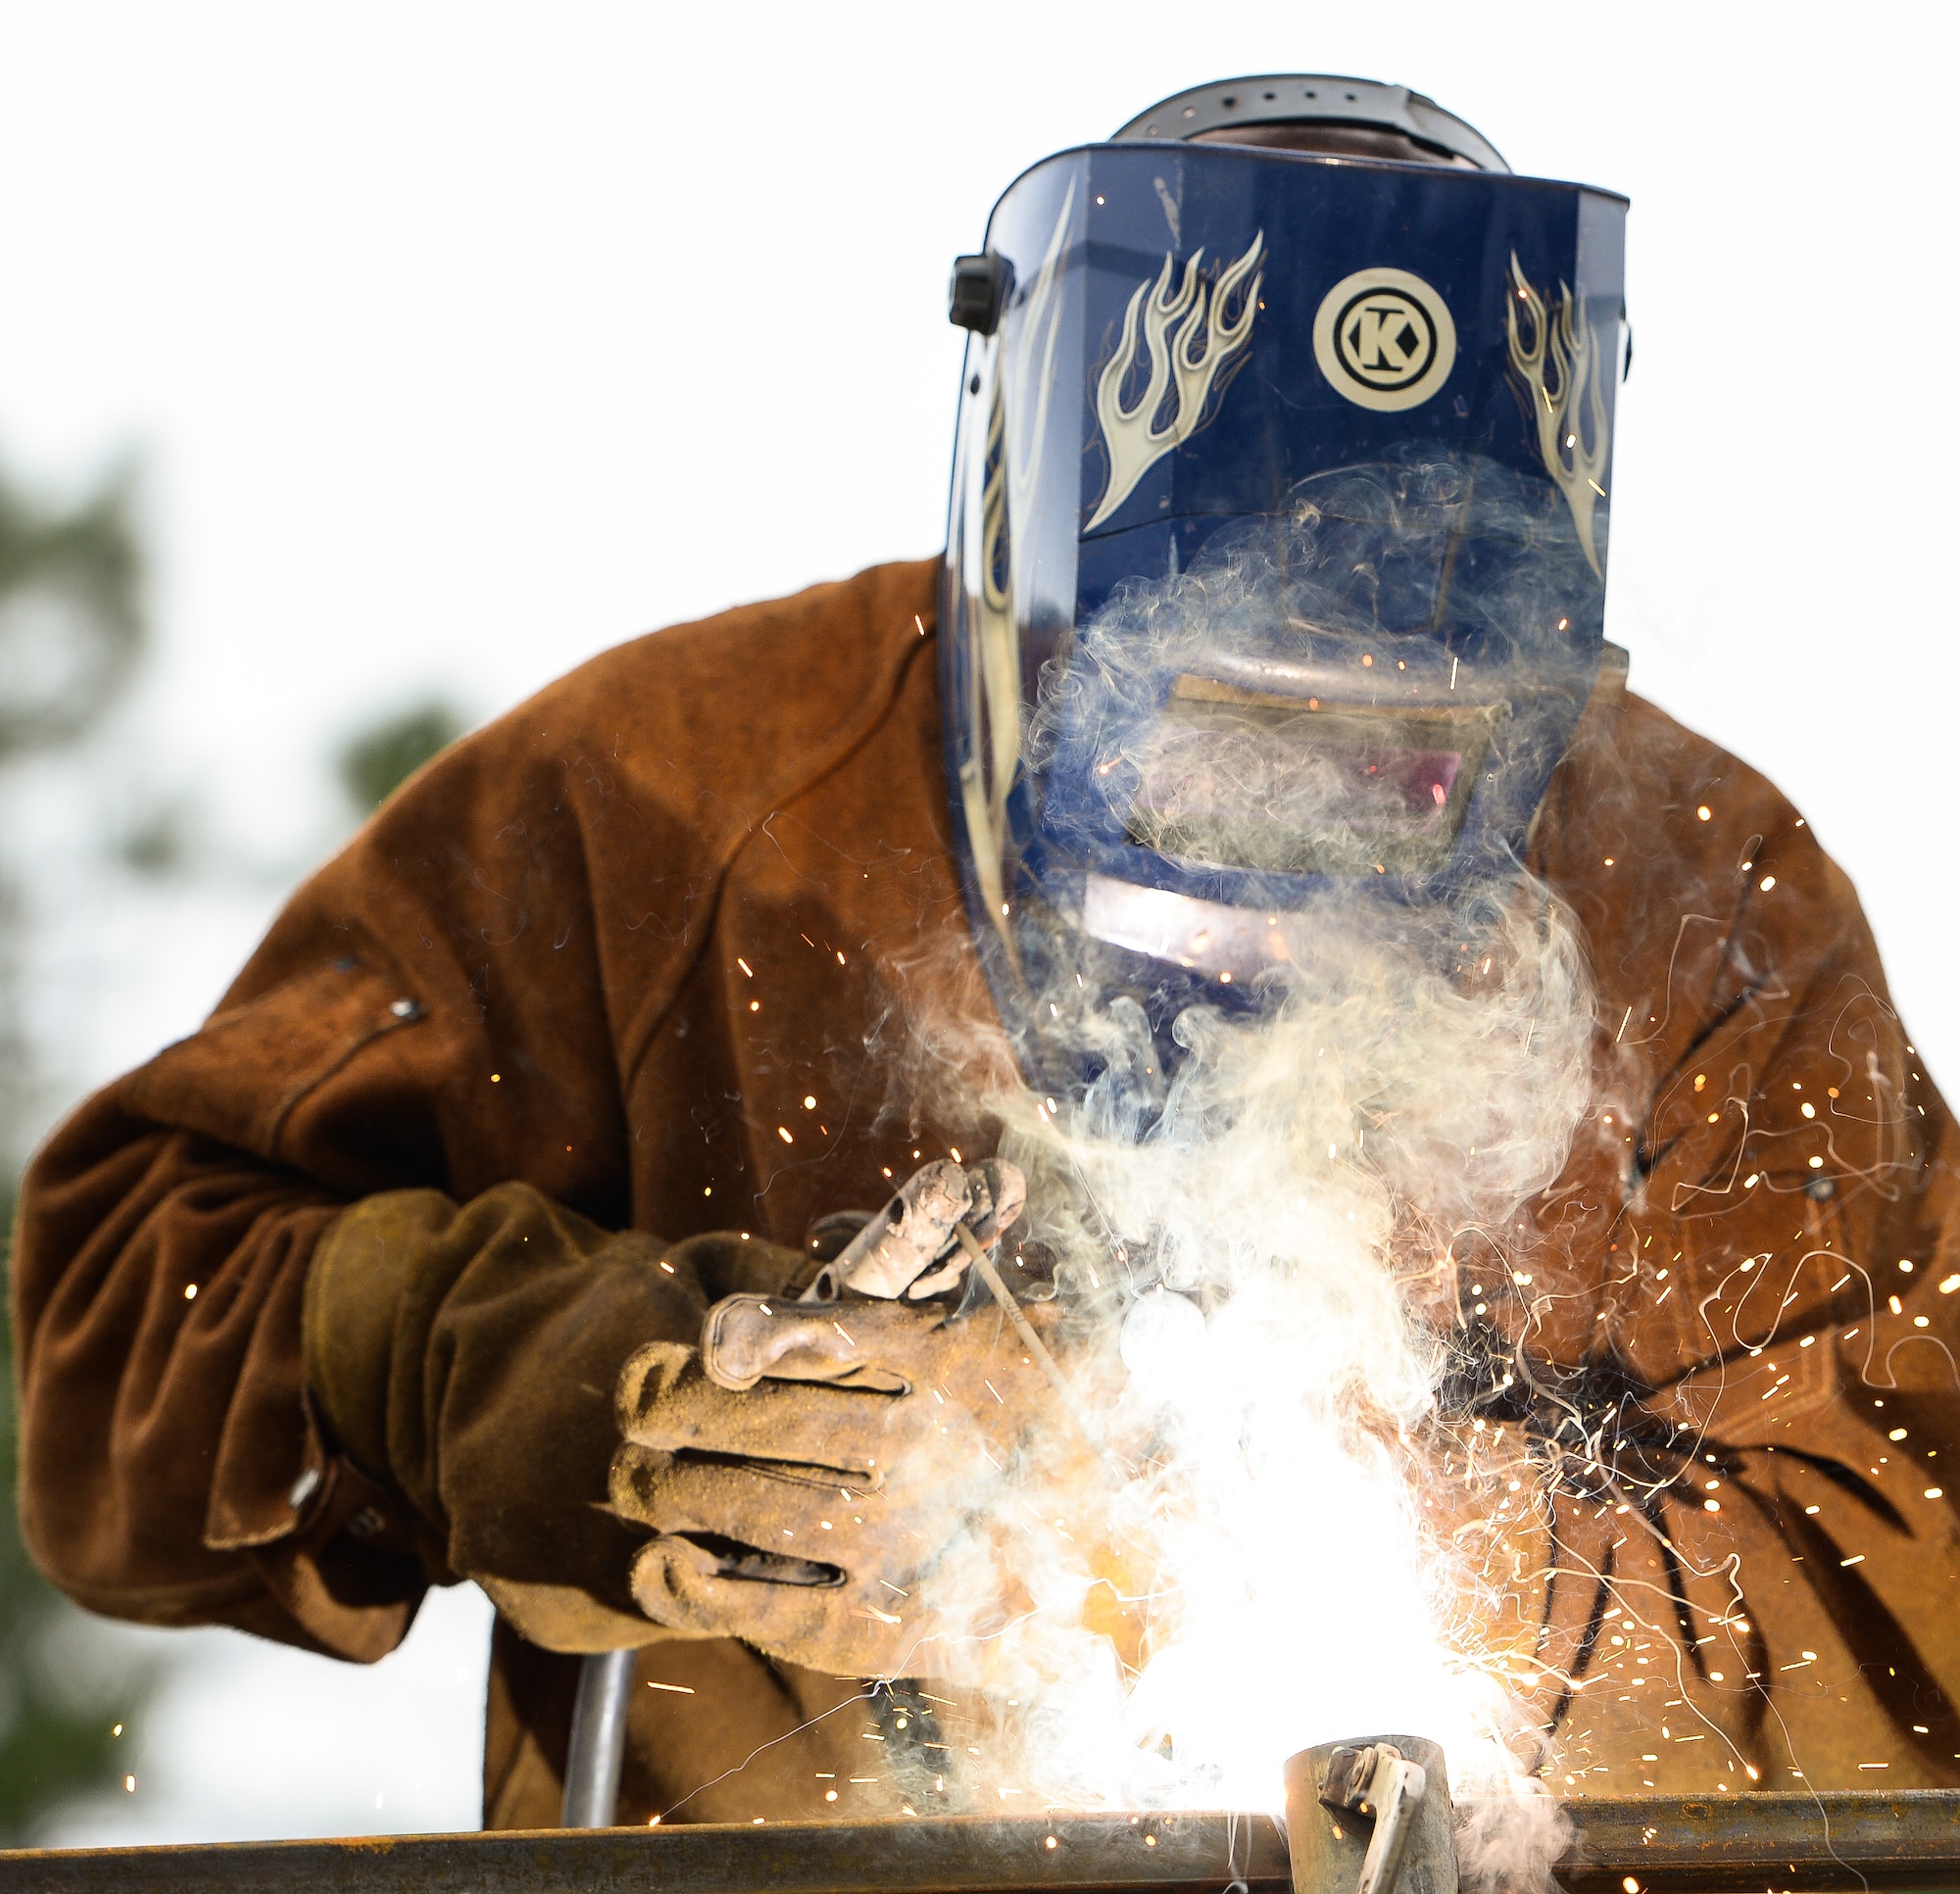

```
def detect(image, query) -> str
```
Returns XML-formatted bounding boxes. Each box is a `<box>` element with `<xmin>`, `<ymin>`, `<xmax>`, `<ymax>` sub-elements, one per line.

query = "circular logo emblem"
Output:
<box><xmin>1312</xmin><ymin>267</ymin><xmax>1457</xmax><ymax>412</ymax></box>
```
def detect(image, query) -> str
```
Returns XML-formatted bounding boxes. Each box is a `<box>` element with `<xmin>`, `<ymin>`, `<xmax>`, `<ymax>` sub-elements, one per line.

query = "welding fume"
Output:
<box><xmin>15</xmin><ymin>68</ymin><xmax>1960</xmax><ymax>1870</ymax></box>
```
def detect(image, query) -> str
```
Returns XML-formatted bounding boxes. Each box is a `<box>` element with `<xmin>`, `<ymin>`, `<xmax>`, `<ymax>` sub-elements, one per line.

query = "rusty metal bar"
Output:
<box><xmin>1558</xmin><ymin>1791</ymin><xmax>1960</xmax><ymax>1891</ymax></box>
<box><xmin>2</xmin><ymin>1796</ymin><xmax>1958</xmax><ymax>1893</ymax></box>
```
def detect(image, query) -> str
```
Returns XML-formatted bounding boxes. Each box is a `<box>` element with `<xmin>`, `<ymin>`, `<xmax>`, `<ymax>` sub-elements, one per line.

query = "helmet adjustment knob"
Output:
<box><xmin>948</xmin><ymin>253</ymin><xmax>1010</xmax><ymax>334</ymax></box>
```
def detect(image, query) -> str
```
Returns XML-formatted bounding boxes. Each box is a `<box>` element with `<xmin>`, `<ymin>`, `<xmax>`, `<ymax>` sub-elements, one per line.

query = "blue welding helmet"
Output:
<box><xmin>940</xmin><ymin>77</ymin><xmax>1628</xmax><ymax>1084</ymax></box>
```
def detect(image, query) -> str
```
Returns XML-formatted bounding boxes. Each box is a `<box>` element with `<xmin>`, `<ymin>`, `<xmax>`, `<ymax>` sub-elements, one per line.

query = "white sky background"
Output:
<box><xmin>2</xmin><ymin>0</ymin><xmax>1956</xmax><ymax>1846</ymax></box>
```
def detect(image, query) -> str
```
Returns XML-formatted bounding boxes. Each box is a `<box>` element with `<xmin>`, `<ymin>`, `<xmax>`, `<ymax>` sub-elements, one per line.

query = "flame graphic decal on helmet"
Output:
<box><xmin>1086</xmin><ymin>231</ymin><xmax>1264</xmax><ymax>531</ymax></box>
<box><xmin>1505</xmin><ymin>252</ymin><xmax>1611</xmax><ymax>578</ymax></box>
<box><xmin>962</xmin><ymin>180</ymin><xmax>1077</xmax><ymax>948</ymax></box>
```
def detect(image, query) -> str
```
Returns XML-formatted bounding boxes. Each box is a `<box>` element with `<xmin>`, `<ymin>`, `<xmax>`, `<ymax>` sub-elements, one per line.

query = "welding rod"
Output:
<box><xmin>953</xmin><ymin>1222</ymin><xmax>1111</xmax><ymax>1464</ymax></box>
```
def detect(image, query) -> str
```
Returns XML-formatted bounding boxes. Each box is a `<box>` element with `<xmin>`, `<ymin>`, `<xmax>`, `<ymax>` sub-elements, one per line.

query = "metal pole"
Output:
<box><xmin>561</xmin><ymin>1648</ymin><xmax>636</xmax><ymax>1828</ymax></box>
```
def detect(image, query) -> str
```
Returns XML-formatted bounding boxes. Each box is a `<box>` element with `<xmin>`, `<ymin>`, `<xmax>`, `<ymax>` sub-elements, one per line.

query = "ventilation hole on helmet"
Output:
<box><xmin>1345</xmin><ymin>91</ymin><xmax>1357</xmax><ymax>100</ymax></box>
<box><xmin>1262</xmin><ymin>90</ymin><xmax>1276</xmax><ymax>99</ymax></box>
<box><xmin>1182</xmin><ymin>106</ymin><xmax>1196</xmax><ymax>118</ymax></box>
<box><xmin>1221</xmin><ymin>95</ymin><xmax>1237</xmax><ymax>107</ymax></box>
<box><xmin>1303</xmin><ymin>89</ymin><xmax>1316</xmax><ymax>98</ymax></box>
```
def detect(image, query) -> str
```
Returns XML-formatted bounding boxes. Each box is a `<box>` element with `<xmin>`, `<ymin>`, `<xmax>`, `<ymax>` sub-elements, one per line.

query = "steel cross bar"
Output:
<box><xmin>2</xmin><ymin>1796</ymin><xmax>1959</xmax><ymax>1893</ymax></box>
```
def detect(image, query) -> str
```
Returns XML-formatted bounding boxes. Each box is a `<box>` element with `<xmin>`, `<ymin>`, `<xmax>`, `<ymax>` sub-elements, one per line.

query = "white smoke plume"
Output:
<box><xmin>889</xmin><ymin>463</ymin><xmax>1604</xmax><ymax>1887</ymax></box>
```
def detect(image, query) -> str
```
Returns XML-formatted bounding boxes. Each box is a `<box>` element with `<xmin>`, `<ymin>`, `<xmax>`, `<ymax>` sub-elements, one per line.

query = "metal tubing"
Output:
<box><xmin>559</xmin><ymin>1648</ymin><xmax>636</xmax><ymax>1828</ymax></box>
<box><xmin>1284</xmin><ymin>1737</ymin><xmax>1456</xmax><ymax>1894</ymax></box>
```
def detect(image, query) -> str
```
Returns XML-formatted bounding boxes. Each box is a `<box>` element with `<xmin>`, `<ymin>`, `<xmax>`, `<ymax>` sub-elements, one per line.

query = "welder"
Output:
<box><xmin>13</xmin><ymin>75</ymin><xmax>1959</xmax><ymax>1825</ymax></box>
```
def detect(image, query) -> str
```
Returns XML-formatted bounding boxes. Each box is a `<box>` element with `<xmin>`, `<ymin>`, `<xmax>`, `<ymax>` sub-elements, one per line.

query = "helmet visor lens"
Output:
<box><xmin>1121</xmin><ymin>678</ymin><xmax>1499</xmax><ymax>878</ymax></box>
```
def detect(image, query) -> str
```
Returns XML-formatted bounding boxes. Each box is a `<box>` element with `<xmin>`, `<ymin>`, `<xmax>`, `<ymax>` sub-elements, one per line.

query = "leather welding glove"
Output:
<box><xmin>304</xmin><ymin>1179</ymin><xmax>820</xmax><ymax>1653</ymax></box>
<box><xmin>611</xmin><ymin>1289</ymin><xmax>1062</xmax><ymax>1676</ymax></box>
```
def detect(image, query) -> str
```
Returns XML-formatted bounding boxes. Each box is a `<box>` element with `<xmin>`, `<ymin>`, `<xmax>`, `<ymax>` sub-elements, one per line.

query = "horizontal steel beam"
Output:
<box><xmin>2</xmin><ymin>1795</ymin><xmax>1958</xmax><ymax>1893</ymax></box>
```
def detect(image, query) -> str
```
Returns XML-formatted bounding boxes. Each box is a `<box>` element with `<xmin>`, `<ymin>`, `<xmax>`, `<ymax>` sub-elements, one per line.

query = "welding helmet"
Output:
<box><xmin>941</xmin><ymin>76</ymin><xmax>1628</xmax><ymax>1086</ymax></box>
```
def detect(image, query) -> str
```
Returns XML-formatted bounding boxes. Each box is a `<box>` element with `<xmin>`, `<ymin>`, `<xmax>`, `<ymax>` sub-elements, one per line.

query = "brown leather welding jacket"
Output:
<box><xmin>15</xmin><ymin>558</ymin><xmax>1960</xmax><ymax>1821</ymax></box>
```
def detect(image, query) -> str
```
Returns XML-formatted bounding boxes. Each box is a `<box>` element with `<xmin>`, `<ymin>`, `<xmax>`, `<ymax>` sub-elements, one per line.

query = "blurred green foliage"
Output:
<box><xmin>0</xmin><ymin>461</ymin><xmax>161</xmax><ymax>1841</ymax></box>
<box><xmin>337</xmin><ymin>703</ymin><xmax>463</xmax><ymax>813</ymax></box>
<box><xmin>0</xmin><ymin>467</ymin><xmax>143</xmax><ymax>762</ymax></box>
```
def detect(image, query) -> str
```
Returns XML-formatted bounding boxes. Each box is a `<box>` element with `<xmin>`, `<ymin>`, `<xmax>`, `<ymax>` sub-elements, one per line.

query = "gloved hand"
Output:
<box><xmin>303</xmin><ymin>1179</ymin><xmax>819</xmax><ymax>1654</ymax></box>
<box><xmin>610</xmin><ymin>1285</ymin><xmax>1063</xmax><ymax>1676</ymax></box>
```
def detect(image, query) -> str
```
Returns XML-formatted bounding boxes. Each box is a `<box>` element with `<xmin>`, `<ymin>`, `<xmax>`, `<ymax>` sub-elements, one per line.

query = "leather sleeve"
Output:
<box><xmin>11</xmin><ymin>664</ymin><xmax>698</xmax><ymax>1660</ymax></box>
<box><xmin>1518</xmin><ymin>691</ymin><xmax>1960</xmax><ymax>1781</ymax></box>
<box><xmin>1528</xmin><ymin>690</ymin><xmax>1960</xmax><ymax>1384</ymax></box>
<box><xmin>9</xmin><ymin>558</ymin><xmax>940</xmax><ymax>1666</ymax></box>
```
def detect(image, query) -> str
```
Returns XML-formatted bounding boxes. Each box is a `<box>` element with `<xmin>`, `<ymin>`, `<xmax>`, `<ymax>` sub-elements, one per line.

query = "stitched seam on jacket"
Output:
<box><xmin>614</xmin><ymin>571</ymin><xmax>940</xmax><ymax>1093</ymax></box>
<box><xmin>266</xmin><ymin>1009</ymin><xmax>427</xmax><ymax>1160</ymax></box>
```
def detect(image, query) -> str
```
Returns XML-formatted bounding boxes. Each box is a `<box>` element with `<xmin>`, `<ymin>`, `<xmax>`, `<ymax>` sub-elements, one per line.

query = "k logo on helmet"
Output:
<box><xmin>1313</xmin><ymin>267</ymin><xmax>1457</xmax><ymax>412</ymax></box>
